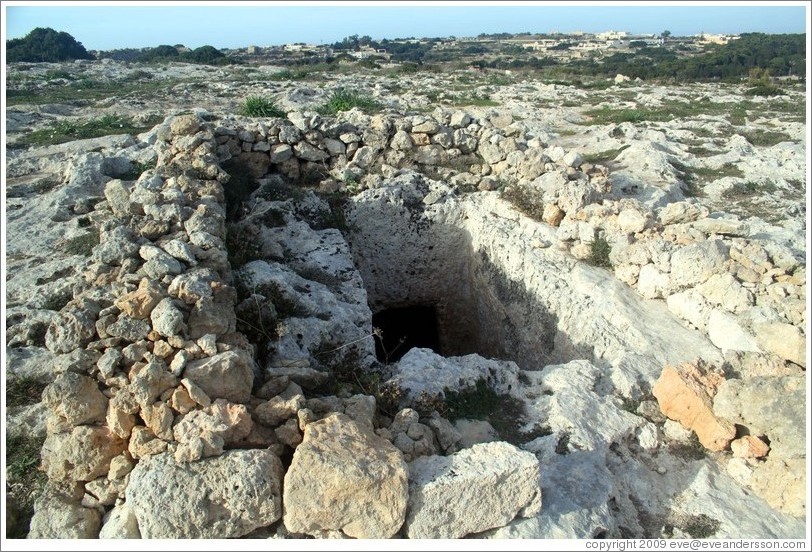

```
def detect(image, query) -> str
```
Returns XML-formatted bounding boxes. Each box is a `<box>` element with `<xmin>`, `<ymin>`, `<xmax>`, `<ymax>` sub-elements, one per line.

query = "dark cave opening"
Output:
<box><xmin>372</xmin><ymin>305</ymin><xmax>441</xmax><ymax>363</ymax></box>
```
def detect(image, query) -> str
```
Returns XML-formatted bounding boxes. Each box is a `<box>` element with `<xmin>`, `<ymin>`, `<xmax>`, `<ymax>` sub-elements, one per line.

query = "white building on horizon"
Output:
<box><xmin>596</xmin><ymin>30</ymin><xmax>629</xmax><ymax>41</ymax></box>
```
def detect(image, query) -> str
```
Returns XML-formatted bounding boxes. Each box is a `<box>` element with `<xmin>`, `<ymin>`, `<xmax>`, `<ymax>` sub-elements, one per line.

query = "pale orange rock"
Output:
<box><xmin>115</xmin><ymin>279</ymin><xmax>163</xmax><ymax>319</ymax></box>
<box><xmin>542</xmin><ymin>204</ymin><xmax>565</xmax><ymax>227</ymax></box>
<box><xmin>731</xmin><ymin>435</ymin><xmax>770</xmax><ymax>459</ymax></box>
<box><xmin>652</xmin><ymin>361</ymin><xmax>735</xmax><ymax>451</ymax></box>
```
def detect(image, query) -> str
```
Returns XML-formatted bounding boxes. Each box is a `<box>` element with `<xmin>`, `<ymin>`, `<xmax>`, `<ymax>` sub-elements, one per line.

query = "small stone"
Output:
<box><xmin>170</xmin><ymin>386</ymin><xmax>197</xmax><ymax>414</ymax></box>
<box><xmin>169</xmin><ymin>349</ymin><xmax>190</xmax><ymax>376</ymax></box>
<box><xmin>128</xmin><ymin>426</ymin><xmax>167</xmax><ymax>459</ymax></box>
<box><xmin>153</xmin><ymin>340</ymin><xmax>173</xmax><ymax>358</ymax></box>
<box><xmin>274</xmin><ymin>417</ymin><xmax>303</xmax><ymax>447</ymax></box>
<box><xmin>182</xmin><ymin>377</ymin><xmax>211</xmax><ymax>407</ymax></box>
<box><xmin>542</xmin><ymin>204</ymin><xmax>565</xmax><ymax>226</ymax></box>
<box><xmin>197</xmin><ymin>333</ymin><xmax>217</xmax><ymax>356</ymax></box>
<box><xmin>731</xmin><ymin>435</ymin><xmax>770</xmax><ymax>459</ymax></box>
<box><xmin>115</xmin><ymin>278</ymin><xmax>163</xmax><ymax>319</ymax></box>
<box><xmin>108</xmin><ymin>454</ymin><xmax>135</xmax><ymax>480</ymax></box>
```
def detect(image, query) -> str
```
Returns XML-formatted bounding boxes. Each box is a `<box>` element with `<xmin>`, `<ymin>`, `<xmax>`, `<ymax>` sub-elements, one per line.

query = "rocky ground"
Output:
<box><xmin>3</xmin><ymin>59</ymin><xmax>807</xmax><ymax>540</ymax></box>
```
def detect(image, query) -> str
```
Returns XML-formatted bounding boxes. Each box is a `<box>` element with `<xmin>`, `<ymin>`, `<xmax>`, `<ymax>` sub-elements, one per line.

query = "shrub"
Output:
<box><xmin>502</xmin><ymin>185</ymin><xmax>545</xmax><ymax>221</ymax></box>
<box><xmin>318</xmin><ymin>88</ymin><xmax>381</xmax><ymax>115</ymax></box>
<box><xmin>739</xmin><ymin>129</ymin><xmax>792</xmax><ymax>147</ymax></box>
<box><xmin>181</xmin><ymin>45</ymin><xmax>226</xmax><ymax>64</ymax></box>
<box><xmin>6</xmin><ymin>376</ymin><xmax>48</xmax><ymax>407</ymax></box>
<box><xmin>64</xmin><ymin>230</ymin><xmax>99</xmax><ymax>256</ymax></box>
<box><xmin>7</xmin><ymin>27</ymin><xmax>94</xmax><ymax>62</ymax></box>
<box><xmin>723</xmin><ymin>180</ymin><xmax>776</xmax><ymax>198</ymax></box>
<box><xmin>745</xmin><ymin>84</ymin><xmax>785</xmax><ymax>97</ymax></box>
<box><xmin>18</xmin><ymin>114</ymin><xmax>161</xmax><ymax>147</ymax></box>
<box><xmin>241</xmin><ymin>96</ymin><xmax>285</xmax><ymax>118</ymax></box>
<box><xmin>442</xmin><ymin>379</ymin><xmax>500</xmax><ymax>421</ymax></box>
<box><xmin>136</xmin><ymin>44</ymin><xmax>180</xmax><ymax>62</ymax></box>
<box><xmin>587</xmin><ymin>236</ymin><xmax>612</xmax><ymax>268</ymax></box>
<box><xmin>225</xmin><ymin>224</ymin><xmax>263</xmax><ymax>269</ymax></box>
<box><xmin>120</xmin><ymin>159</ymin><xmax>157</xmax><ymax>181</ymax></box>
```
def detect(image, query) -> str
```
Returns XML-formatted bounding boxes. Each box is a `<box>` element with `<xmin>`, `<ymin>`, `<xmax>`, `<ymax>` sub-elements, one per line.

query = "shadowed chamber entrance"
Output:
<box><xmin>372</xmin><ymin>305</ymin><xmax>441</xmax><ymax>363</ymax></box>
<box><xmin>346</xmin><ymin>192</ymin><xmax>563</xmax><ymax>370</ymax></box>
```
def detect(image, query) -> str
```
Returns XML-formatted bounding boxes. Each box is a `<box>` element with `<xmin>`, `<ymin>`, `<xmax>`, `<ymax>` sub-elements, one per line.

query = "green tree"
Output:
<box><xmin>6</xmin><ymin>27</ymin><xmax>94</xmax><ymax>62</ymax></box>
<box><xmin>136</xmin><ymin>44</ymin><xmax>180</xmax><ymax>62</ymax></box>
<box><xmin>181</xmin><ymin>45</ymin><xmax>226</xmax><ymax>64</ymax></box>
<box><xmin>661</xmin><ymin>30</ymin><xmax>672</xmax><ymax>38</ymax></box>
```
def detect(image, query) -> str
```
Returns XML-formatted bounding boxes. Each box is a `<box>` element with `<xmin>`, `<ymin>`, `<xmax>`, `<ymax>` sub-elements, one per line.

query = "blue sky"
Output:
<box><xmin>3</xmin><ymin>2</ymin><xmax>809</xmax><ymax>51</ymax></box>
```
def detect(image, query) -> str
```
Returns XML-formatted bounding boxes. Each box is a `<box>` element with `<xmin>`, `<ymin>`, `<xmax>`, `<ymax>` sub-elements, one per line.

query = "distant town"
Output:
<box><xmin>218</xmin><ymin>30</ymin><xmax>740</xmax><ymax>65</ymax></box>
<box><xmin>90</xmin><ymin>30</ymin><xmax>742</xmax><ymax>66</ymax></box>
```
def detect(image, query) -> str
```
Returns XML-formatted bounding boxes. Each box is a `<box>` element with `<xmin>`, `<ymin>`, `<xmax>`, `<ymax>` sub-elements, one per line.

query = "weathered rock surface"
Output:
<box><xmin>126</xmin><ymin>449</ymin><xmax>283</xmax><ymax>538</ymax></box>
<box><xmin>283</xmin><ymin>413</ymin><xmax>408</xmax><ymax>538</ymax></box>
<box><xmin>404</xmin><ymin>441</ymin><xmax>541</xmax><ymax>538</ymax></box>
<box><xmin>713</xmin><ymin>376</ymin><xmax>805</xmax><ymax>459</ymax></box>
<box><xmin>388</xmin><ymin>347</ymin><xmax>520</xmax><ymax>400</ymax></box>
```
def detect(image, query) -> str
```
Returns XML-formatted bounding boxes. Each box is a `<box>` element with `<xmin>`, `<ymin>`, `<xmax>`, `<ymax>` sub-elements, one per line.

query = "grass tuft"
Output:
<box><xmin>318</xmin><ymin>88</ymin><xmax>381</xmax><ymax>115</ymax></box>
<box><xmin>5</xmin><ymin>432</ymin><xmax>47</xmax><ymax>538</ymax></box>
<box><xmin>6</xmin><ymin>377</ymin><xmax>48</xmax><ymax>407</ymax></box>
<box><xmin>241</xmin><ymin>96</ymin><xmax>286</xmax><ymax>118</ymax></box>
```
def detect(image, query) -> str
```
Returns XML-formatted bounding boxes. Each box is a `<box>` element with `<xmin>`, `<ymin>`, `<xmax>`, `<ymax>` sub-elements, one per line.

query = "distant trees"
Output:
<box><xmin>137</xmin><ymin>44</ymin><xmax>180</xmax><ymax>62</ymax></box>
<box><xmin>6</xmin><ymin>27</ymin><xmax>94</xmax><ymax>62</ymax></box>
<box><xmin>136</xmin><ymin>44</ymin><xmax>230</xmax><ymax>65</ymax></box>
<box><xmin>331</xmin><ymin>34</ymin><xmax>435</xmax><ymax>63</ymax></box>
<box><xmin>549</xmin><ymin>42</ymin><xmax>572</xmax><ymax>50</ymax></box>
<box><xmin>569</xmin><ymin>32</ymin><xmax>805</xmax><ymax>81</ymax></box>
<box><xmin>182</xmin><ymin>45</ymin><xmax>225</xmax><ymax>64</ymax></box>
<box><xmin>331</xmin><ymin>34</ymin><xmax>374</xmax><ymax>51</ymax></box>
<box><xmin>95</xmin><ymin>48</ymin><xmax>147</xmax><ymax>62</ymax></box>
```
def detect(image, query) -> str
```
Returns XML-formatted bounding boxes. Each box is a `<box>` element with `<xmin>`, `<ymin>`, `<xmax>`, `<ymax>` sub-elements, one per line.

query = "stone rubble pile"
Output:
<box><xmin>24</xmin><ymin>113</ymin><xmax>542</xmax><ymax>539</ymax></box>
<box><xmin>8</xmin><ymin>103</ymin><xmax>805</xmax><ymax>539</ymax></box>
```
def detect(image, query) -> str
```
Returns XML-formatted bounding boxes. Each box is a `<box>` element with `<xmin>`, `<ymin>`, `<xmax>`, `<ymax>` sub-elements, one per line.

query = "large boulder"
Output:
<box><xmin>283</xmin><ymin>413</ymin><xmax>408</xmax><ymax>538</ymax></box>
<box><xmin>126</xmin><ymin>449</ymin><xmax>283</xmax><ymax>538</ymax></box>
<box><xmin>182</xmin><ymin>349</ymin><xmax>254</xmax><ymax>404</ymax></box>
<box><xmin>28</xmin><ymin>486</ymin><xmax>102</xmax><ymax>539</ymax></box>
<box><xmin>403</xmin><ymin>441</ymin><xmax>542</xmax><ymax>538</ymax></box>
<box><xmin>652</xmin><ymin>361</ymin><xmax>735</xmax><ymax>451</ymax></box>
<box><xmin>387</xmin><ymin>348</ymin><xmax>519</xmax><ymax>401</ymax></box>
